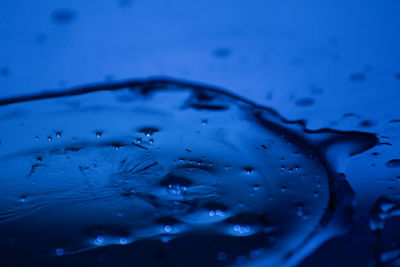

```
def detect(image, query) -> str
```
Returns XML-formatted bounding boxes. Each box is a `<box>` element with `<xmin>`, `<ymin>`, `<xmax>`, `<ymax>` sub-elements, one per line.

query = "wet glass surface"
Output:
<box><xmin>0</xmin><ymin>1</ymin><xmax>400</xmax><ymax>266</ymax></box>
<box><xmin>0</xmin><ymin>79</ymin><xmax>376</xmax><ymax>266</ymax></box>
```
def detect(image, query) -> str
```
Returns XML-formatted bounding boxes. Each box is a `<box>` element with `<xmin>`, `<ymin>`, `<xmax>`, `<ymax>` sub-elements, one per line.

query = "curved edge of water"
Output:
<box><xmin>0</xmin><ymin>76</ymin><xmax>379</xmax><ymax>266</ymax></box>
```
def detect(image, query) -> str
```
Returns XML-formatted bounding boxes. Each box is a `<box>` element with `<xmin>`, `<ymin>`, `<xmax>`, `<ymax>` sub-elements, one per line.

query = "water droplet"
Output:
<box><xmin>119</xmin><ymin>237</ymin><xmax>128</xmax><ymax>245</ymax></box>
<box><xmin>161</xmin><ymin>235</ymin><xmax>170</xmax><ymax>243</ymax></box>
<box><xmin>243</xmin><ymin>167</ymin><xmax>253</xmax><ymax>175</ymax></box>
<box><xmin>296</xmin><ymin>204</ymin><xmax>305</xmax><ymax>217</ymax></box>
<box><xmin>217</xmin><ymin>252</ymin><xmax>227</xmax><ymax>261</ymax></box>
<box><xmin>236</xmin><ymin>255</ymin><xmax>247</xmax><ymax>264</ymax></box>
<box><xmin>360</xmin><ymin>120</ymin><xmax>376</xmax><ymax>128</ymax></box>
<box><xmin>55</xmin><ymin>248</ymin><xmax>64</xmax><ymax>256</ymax></box>
<box><xmin>164</xmin><ymin>225</ymin><xmax>172</xmax><ymax>233</ymax></box>
<box><xmin>386</xmin><ymin>159</ymin><xmax>400</xmax><ymax>168</ymax></box>
<box><xmin>138</xmin><ymin>127</ymin><xmax>159</xmax><ymax>137</ymax></box>
<box><xmin>95</xmin><ymin>235</ymin><xmax>104</xmax><ymax>246</ymax></box>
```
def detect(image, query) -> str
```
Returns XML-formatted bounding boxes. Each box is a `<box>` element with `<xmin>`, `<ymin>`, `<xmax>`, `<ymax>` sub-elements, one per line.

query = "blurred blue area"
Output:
<box><xmin>1</xmin><ymin>0</ymin><xmax>400</xmax><ymax>266</ymax></box>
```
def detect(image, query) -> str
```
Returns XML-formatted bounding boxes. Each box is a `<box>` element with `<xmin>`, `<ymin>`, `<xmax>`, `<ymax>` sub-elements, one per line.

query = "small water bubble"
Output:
<box><xmin>217</xmin><ymin>252</ymin><xmax>227</xmax><ymax>261</ymax></box>
<box><xmin>47</xmin><ymin>136</ymin><xmax>52</xmax><ymax>141</ymax></box>
<box><xmin>36</xmin><ymin>156</ymin><xmax>42</xmax><ymax>162</ymax></box>
<box><xmin>55</xmin><ymin>132</ymin><xmax>62</xmax><ymax>138</ymax></box>
<box><xmin>167</xmin><ymin>184</ymin><xmax>187</xmax><ymax>196</ymax></box>
<box><xmin>95</xmin><ymin>131</ymin><xmax>103</xmax><ymax>138</ymax></box>
<box><xmin>215</xmin><ymin>210</ymin><xmax>225</xmax><ymax>216</ymax></box>
<box><xmin>119</xmin><ymin>237</ymin><xmax>128</xmax><ymax>245</ymax></box>
<box><xmin>161</xmin><ymin>235</ymin><xmax>170</xmax><ymax>243</ymax></box>
<box><xmin>20</xmin><ymin>196</ymin><xmax>27</xmax><ymax>202</ymax></box>
<box><xmin>250</xmin><ymin>248</ymin><xmax>264</xmax><ymax>258</ymax></box>
<box><xmin>281</xmin><ymin>186</ymin><xmax>287</xmax><ymax>192</ymax></box>
<box><xmin>164</xmin><ymin>225</ymin><xmax>172</xmax><ymax>233</ymax></box>
<box><xmin>95</xmin><ymin>235</ymin><xmax>104</xmax><ymax>245</ymax></box>
<box><xmin>233</xmin><ymin>224</ymin><xmax>252</xmax><ymax>235</ymax></box>
<box><xmin>55</xmin><ymin>248</ymin><xmax>64</xmax><ymax>256</ymax></box>
<box><xmin>209</xmin><ymin>210</ymin><xmax>215</xmax><ymax>216</ymax></box>
<box><xmin>296</xmin><ymin>204</ymin><xmax>304</xmax><ymax>217</ymax></box>
<box><xmin>202</xmin><ymin>119</ymin><xmax>208</xmax><ymax>126</ymax></box>
<box><xmin>34</xmin><ymin>136</ymin><xmax>39</xmax><ymax>141</ymax></box>
<box><xmin>253</xmin><ymin>184</ymin><xmax>260</xmax><ymax>191</ymax></box>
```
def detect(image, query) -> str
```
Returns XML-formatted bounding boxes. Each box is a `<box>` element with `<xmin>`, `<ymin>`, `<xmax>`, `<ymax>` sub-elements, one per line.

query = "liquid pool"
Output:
<box><xmin>0</xmin><ymin>78</ymin><xmax>377</xmax><ymax>266</ymax></box>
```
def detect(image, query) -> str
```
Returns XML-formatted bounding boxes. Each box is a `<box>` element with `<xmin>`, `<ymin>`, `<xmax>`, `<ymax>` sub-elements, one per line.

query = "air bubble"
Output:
<box><xmin>95</xmin><ymin>236</ymin><xmax>104</xmax><ymax>246</ymax></box>
<box><xmin>164</xmin><ymin>225</ymin><xmax>172</xmax><ymax>232</ymax></box>
<box><xmin>119</xmin><ymin>237</ymin><xmax>128</xmax><ymax>245</ymax></box>
<box><xmin>55</xmin><ymin>248</ymin><xmax>64</xmax><ymax>256</ymax></box>
<box><xmin>217</xmin><ymin>252</ymin><xmax>227</xmax><ymax>261</ymax></box>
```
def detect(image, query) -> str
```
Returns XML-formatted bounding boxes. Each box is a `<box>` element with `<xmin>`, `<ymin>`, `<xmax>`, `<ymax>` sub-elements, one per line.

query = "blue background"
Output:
<box><xmin>1</xmin><ymin>1</ymin><xmax>400</xmax><ymax>266</ymax></box>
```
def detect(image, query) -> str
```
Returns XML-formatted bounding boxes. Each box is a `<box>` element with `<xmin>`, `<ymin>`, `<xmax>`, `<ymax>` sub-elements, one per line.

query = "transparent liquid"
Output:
<box><xmin>0</xmin><ymin>79</ymin><xmax>377</xmax><ymax>266</ymax></box>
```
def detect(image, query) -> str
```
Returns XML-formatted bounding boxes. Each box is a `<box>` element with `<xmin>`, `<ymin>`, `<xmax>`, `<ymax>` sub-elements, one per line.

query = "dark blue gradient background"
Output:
<box><xmin>1</xmin><ymin>1</ymin><xmax>400</xmax><ymax>266</ymax></box>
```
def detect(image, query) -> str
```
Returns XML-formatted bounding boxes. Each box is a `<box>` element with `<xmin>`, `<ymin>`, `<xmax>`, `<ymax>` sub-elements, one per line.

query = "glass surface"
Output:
<box><xmin>0</xmin><ymin>1</ymin><xmax>399</xmax><ymax>266</ymax></box>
